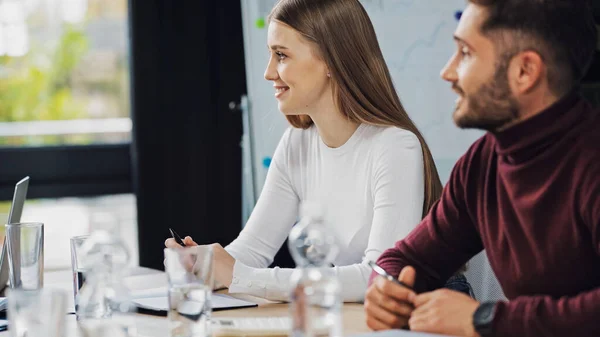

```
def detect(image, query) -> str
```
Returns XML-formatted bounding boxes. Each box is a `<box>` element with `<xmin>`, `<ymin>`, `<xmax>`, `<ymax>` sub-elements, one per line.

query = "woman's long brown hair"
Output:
<box><xmin>269</xmin><ymin>0</ymin><xmax>442</xmax><ymax>217</ymax></box>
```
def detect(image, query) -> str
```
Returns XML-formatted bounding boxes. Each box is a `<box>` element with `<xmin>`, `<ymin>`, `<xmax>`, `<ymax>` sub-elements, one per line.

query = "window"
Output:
<box><xmin>0</xmin><ymin>0</ymin><xmax>130</xmax><ymax>146</ymax></box>
<box><xmin>0</xmin><ymin>0</ymin><xmax>134</xmax><ymax>270</ymax></box>
<box><xmin>0</xmin><ymin>0</ymin><xmax>132</xmax><ymax>200</ymax></box>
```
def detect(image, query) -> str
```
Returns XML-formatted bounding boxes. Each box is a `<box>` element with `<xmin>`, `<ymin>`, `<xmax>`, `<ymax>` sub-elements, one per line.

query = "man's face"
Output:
<box><xmin>440</xmin><ymin>4</ymin><xmax>519</xmax><ymax>131</ymax></box>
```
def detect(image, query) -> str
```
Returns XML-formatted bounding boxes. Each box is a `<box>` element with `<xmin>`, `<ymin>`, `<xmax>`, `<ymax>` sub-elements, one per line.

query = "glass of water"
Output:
<box><xmin>70</xmin><ymin>235</ymin><xmax>89</xmax><ymax>312</ymax></box>
<box><xmin>5</xmin><ymin>222</ymin><xmax>44</xmax><ymax>290</ymax></box>
<box><xmin>8</xmin><ymin>288</ymin><xmax>67</xmax><ymax>337</ymax></box>
<box><xmin>164</xmin><ymin>246</ymin><xmax>214</xmax><ymax>337</ymax></box>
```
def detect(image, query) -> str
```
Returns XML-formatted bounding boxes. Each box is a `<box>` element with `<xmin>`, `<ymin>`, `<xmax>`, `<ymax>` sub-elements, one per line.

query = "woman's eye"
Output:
<box><xmin>275</xmin><ymin>51</ymin><xmax>287</xmax><ymax>61</ymax></box>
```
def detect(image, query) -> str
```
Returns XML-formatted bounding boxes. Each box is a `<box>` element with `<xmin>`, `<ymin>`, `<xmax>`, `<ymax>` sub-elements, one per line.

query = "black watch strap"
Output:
<box><xmin>473</xmin><ymin>301</ymin><xmax>497</xmax><ymax>337</ymax></box>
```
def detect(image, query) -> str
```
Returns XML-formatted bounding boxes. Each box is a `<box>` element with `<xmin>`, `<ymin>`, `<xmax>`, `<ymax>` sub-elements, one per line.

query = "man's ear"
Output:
<box><xmin>509</xmin><ymin>51</ymin><xmax>545</xmax><ymax>94</ymax></box>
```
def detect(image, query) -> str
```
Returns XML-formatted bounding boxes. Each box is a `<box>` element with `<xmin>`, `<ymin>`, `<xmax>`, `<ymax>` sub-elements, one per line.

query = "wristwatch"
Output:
<box><xmin>472</xmin><ymin>301</ymin><xmax>497</xmax><ymax>337</ymax></box>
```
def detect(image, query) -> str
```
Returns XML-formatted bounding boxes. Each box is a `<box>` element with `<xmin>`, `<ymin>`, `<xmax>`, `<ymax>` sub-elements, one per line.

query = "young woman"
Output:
<box><xmin>166</xmin><ymin>0</ymin><xmax>443</xmax><ymax>302</ymax></box>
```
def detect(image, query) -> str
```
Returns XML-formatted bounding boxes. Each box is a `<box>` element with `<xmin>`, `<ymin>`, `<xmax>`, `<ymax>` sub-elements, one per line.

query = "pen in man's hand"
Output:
<box><xmin>368</xmin><ymin>260</ymin><xmax>414</xmax><ymax>290</ymax></box>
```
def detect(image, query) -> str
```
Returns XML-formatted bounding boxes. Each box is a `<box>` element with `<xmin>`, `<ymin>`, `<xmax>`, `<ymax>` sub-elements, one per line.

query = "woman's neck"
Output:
<box><xmin>308</xmin><ymin>106</ymin><xmax>360</xmax><ymax>148</ymax></box>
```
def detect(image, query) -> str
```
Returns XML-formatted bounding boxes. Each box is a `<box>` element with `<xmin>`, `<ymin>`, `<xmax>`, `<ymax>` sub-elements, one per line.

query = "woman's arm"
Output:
<box><xmin>225</xmin><ymin>128</ymin><xmax>300</xmax><ymax>268</ymax></box>
<box><xmin>227</xmin><ymin>260</ymin><xmax>375</xmax><ymax>302</ymax></box>
<box><xmin>228</xmin><ymin>128</ymin><xmax>427</xmax><ymax>302</ymax></box>
<box><xmin>365</xmin><ymin>128</ymin><xmax>425</xmax><ymax>264</ymax></box>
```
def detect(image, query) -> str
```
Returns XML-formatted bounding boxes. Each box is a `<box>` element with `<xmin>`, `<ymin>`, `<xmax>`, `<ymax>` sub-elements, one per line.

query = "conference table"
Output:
<box><xmin>0</xmin><ymin>267</ymin><xmax>371</xmax><ymax>336</ymax></box>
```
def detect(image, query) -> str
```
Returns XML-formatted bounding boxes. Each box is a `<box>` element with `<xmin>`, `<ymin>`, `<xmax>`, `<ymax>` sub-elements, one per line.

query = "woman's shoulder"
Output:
<box><xmin>363</xmin><ymin>126</ymin><xmax>424</xmax><ymax>174</ymax></box>
<box><xmin>362</xmin><ymin>124</ymin><xmax>421</xmax><ymax>150</ymax></box>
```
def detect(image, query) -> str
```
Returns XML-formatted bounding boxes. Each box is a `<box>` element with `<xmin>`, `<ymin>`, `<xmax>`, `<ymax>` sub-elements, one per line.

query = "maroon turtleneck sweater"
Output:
<box><xmin>373</xmin><ymin>93</ymin><xmax>600</xmax><ymax>337</ymax></box>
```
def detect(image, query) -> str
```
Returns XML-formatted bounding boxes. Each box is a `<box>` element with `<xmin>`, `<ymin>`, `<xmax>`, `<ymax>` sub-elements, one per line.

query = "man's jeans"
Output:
<box><xmin>444</xmin><ymin>273</ymin><xmax>476</xmax><ymax>298</ymax></box>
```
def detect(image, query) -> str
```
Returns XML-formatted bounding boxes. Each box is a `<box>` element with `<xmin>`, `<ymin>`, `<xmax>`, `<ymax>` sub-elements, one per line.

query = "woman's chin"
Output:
<box><xmin>279</xmin><ymin>106</ymin><xmax>300</xmax><ymax>116</ymax></box>
<box><xmin>277</xmin><ymin>102</ymin><xmax>310</xmax><ymax>116</ymax></box>
<box><xmin>277</xmin><ymin>102</ymin><xmax>288</xmax><ymax>114</ymax></box>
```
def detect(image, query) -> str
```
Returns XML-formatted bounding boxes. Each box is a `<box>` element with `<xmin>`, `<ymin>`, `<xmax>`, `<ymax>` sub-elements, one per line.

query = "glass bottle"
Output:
<box><xmin>76</xmin><ymin>212</ymin><xmax>135</xmax><ymax>337</ymax></box>
<box><xmin>288</xmin><ymin>203</ymin><xmax>342</xmax><ymax>337</ymax></box>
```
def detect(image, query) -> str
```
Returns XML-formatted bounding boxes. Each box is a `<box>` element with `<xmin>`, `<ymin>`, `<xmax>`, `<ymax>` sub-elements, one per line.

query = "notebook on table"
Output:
<box><xmin>131</xmin><ymin>287</ymin><xmax>258</xmax><ymax>316</ymax></box>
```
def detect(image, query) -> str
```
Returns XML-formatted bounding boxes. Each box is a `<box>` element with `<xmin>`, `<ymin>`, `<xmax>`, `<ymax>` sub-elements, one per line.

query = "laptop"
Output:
<box><xmin>0</xmin><ymin>177</ymin><xmax>29</xmax><ymax>291</ymax></box>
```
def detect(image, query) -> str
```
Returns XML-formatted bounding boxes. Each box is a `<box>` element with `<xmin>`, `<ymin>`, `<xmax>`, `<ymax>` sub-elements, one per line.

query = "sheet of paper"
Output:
<box><xmin>132</xmin><ymin>293</ymin><xmax>257</xmax><ymax>311</ymax></box>
<box><xmin>130</xmin><ymin>286</ymin><xmax>168</xmax><ymax>299</ymax></box>
<box><xmin>125</xmin><ymin>272</ymin><xmax>168</xmax><ymax>290</ymax></box>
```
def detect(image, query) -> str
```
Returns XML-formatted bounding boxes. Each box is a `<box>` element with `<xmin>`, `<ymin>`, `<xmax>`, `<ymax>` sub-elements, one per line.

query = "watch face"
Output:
<box><xmin>474</xmin><ymin>302</ymin><xmax>496</xmax><ymax>336</ymax></box>
<box><xmin>480</xmin><ymin>304</ymin><xmax>495</xmax><ymax>321</ymax></box>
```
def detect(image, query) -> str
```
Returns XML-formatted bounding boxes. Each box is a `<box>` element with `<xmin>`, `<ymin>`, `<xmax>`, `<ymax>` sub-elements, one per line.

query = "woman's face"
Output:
<box><xmin>264</xmin><ymin>21</ymin><xmax>331</xmax><ymax>115</ymax></box>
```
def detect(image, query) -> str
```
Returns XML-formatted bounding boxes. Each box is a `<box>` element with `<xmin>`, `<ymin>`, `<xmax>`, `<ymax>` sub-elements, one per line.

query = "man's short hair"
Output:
<box><xmin>469</xmin><ymin>0</ymin><xmax>598</xmax><ymax>95</ymax></box>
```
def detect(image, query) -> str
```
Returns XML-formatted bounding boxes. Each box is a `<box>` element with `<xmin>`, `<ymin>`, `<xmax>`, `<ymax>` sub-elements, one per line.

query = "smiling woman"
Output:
<box><xmin>165</xmin><ymin>0</ymin><xmax>450</xmax><ymax>304</ymax></box>
<box><xmin>264</xmin><ymin>0</ymin><xmax>442</xmax><ymax>217</ymax></box>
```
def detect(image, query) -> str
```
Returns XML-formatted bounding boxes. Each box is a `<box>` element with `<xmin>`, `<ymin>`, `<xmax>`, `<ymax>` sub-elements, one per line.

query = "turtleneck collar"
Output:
<box><xmin>492</xmin><ymin>91</ymin><xmax>583</xmax><ymax>163</ymax></box>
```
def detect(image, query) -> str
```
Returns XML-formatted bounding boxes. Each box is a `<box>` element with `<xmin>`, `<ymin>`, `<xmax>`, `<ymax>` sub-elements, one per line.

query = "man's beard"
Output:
<box><xmin>453</xmin><ymin>58</ymin><xmax>520</xmax><ymax>132</ymax></box>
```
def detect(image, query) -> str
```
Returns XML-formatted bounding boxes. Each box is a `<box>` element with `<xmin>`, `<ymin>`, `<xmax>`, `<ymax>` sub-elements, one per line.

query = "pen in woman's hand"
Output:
<box><xmin>169</xmin><ymin>228</ymin><xmax>186</xmax><ymax>247</ymax></box>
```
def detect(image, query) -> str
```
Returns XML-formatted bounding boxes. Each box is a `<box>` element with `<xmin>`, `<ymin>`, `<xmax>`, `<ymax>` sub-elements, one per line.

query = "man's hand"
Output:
<box><xmin>408</xmin><ymin>288</ymin><xmax>480</xmax><ymax>337</ymax></box>
<box><xmin>364</xmin><ymin>266</ymin><xmax>417</xmax><ymax>330</ymax></box>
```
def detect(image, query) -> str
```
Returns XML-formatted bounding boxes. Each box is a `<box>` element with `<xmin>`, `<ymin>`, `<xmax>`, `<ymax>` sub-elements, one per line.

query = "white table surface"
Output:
<box><xmin>0</xmin><ymin>267</ymin><xmax>377</xmax><ymax>337</ymax></box>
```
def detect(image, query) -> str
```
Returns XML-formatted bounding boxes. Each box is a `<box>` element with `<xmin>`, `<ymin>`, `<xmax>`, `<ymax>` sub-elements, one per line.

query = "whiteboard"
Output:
<box><xmin>240</xmin><ymin>0</ymin><xmax>483</xmax><ymax>199</ymax></box>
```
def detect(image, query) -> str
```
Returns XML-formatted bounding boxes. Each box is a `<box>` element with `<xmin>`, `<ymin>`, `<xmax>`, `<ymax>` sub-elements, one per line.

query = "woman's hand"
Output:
<box><xmin>164</xmin><ymin>236</ymin><xmax>235</xmax><ymax>288</ymax></box>
<box><xmin>164</xmin><ymin>236</ymin><xmax>198</xmax><ymax>248</ymax></box>
<box><xmin>210</xmin><ymin>243</ymin><xmax>235</xmax><ymax>288</ymax></box>
<box><xmin>164</xmin><ymin>236</ymin><xmax>199</xmax><ymax>271</ymax></box>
